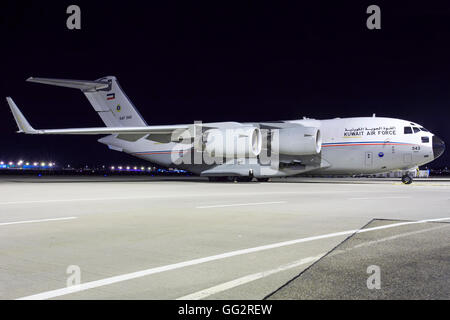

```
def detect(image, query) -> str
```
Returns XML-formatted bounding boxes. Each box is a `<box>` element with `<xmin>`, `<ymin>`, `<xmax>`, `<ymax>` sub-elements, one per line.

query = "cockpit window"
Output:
<box><xmin>413</xmin><ymin>127</ymin><xmax>420</xmax><ymax>133</ymax></box>
<box><xmin>419</xmin><ymin>127</ymin><xmax>429</xmax><ymax>132</ymax></box>
<box><xmin>404</xmin><ymin>126</ymin><xmax>413</xmax><ymax>134</ymax></box>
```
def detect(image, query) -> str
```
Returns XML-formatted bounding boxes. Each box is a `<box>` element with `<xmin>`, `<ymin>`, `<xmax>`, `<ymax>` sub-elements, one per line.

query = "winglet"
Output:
<box><xmin>6</xmin><ymin>97</ymin><xmax>38</xmax><ymax>134</ymax></box>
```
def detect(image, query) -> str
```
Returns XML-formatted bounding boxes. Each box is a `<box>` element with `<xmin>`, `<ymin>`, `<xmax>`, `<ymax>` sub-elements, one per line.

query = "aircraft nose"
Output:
<box><xmin>432</xmin><ymin>135</ymin><xmax>445</xmax><ymax>159</ymax></box>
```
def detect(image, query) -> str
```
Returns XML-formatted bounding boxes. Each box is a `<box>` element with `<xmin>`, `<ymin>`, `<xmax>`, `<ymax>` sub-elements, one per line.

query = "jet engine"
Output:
<box><xmin>203</xmin><ymin>127</ymin><xmax>262</xmax><ymax>158</ymax></box>
<box><xmin>274</xmin><ymin>127</ymin><xmax>322</xmax><ymax>155</ymax></box>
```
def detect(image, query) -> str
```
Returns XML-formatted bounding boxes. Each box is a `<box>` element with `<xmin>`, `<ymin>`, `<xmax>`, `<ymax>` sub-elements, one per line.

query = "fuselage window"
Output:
<box><xmin>404</xmin><ymin>126</ymin><xmax>413</xmax><ymax>134</ymax></box>
<box><xmin>421</xmin><ymin>136</ymin><xmax>430</xmax><ymax>143</ymax></box>
<box><xmin>413</xmin><ymin>127</ymin><xmax>420</xmax><ymax>133</ymax></box>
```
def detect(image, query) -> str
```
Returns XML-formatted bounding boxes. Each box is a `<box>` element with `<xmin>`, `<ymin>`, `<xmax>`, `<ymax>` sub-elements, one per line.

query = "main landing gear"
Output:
<box><xmin>401</xmin><ymin>174</ymin><xmax>413</xmax><ymax>184</ymax></box>
<box><xmin>208</xmin><ymin>169</ymin><xmax>268</xmax><ymax>182</ymax></box>
<box><xmin>207</xmin><ymin>176</ymin><xmax>270</xmax><ymax>182</ymax></box>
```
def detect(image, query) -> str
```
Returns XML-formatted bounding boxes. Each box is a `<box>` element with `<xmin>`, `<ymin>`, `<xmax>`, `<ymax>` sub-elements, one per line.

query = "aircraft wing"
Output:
<box><xmin>7</xmin><ymin>97</ymin><xmax>244</xmax><ymax>136</ymax></box>
<box><xmin>6</xmin><ymin>97</ymin><xmax>188</xmax><ymax>135</ymax></box>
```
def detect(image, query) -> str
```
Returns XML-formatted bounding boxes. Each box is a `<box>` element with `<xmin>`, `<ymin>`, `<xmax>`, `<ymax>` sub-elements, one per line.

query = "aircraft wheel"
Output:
<box><xmin>257</xmin><ymin>178</ymin><xmax>270</xmax><ymax>182</ymax></box>
<box><xmin>401</xmin><ymin>174</ymin><xmax>413</xmax><ymax>184</ymax></box>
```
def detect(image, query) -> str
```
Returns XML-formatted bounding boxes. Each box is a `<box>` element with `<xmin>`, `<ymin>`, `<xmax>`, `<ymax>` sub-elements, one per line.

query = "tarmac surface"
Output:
<box><xmin>267</xmin><ymin>219</ymin><xmax>450</xmax><ymax>299</ymax></box>
<box><xmin>0</xmin><ymin>175</ymin><xmax>449</xmax><ymax>300</ymax></box>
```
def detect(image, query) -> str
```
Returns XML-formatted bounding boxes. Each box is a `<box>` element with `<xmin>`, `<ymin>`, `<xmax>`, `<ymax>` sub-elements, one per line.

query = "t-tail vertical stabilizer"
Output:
<box><xmin>26</xmin><ymin>76</ymin><xmax>148</xmax><ymax>127</ymax></box>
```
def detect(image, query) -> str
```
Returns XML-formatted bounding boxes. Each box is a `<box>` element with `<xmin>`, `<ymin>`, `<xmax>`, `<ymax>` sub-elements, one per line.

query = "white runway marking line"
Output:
<box><xmin>348</xmin><ymin>196</ymin><xmax>412</xmax><ymax>200</ymax></box>
<box><xmin>0</xmin><ymin>197</ymin><xmax>155</xmax><ymax>205</ymax></box>
<box><xmin>176</xmin><ymin>253</ymin><xmax>325</xmax><ymax>300</ymax></box>
<box><xmin>0</xmin><ymin>217</ymin><xmax>77</xmax><ymax>226</ymax></box>
<box><xmin>178</xmin><ymin>224</ymin><xmax>450</xmax><ymax>300</ymax></box>
<box><xmin>0</xmin><ymin>189</ymin><xmax>404</xmax><ymax>206</ymax></box>
<box><xmin>196</xmin><ymin>201</ymin><xmax>286</xmax><ymax>209</ymax></box>
<box><xmin>17</xmin><ymin>216</ymin><xmax>450</xmax><ymax>300</ymax></box>
<box><xmin>350</xmin><ymin>224</ymin><xmax>449</xmax><ymax>250</ymax></box>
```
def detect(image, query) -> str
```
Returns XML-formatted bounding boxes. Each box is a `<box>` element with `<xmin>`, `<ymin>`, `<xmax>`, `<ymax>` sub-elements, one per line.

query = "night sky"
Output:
<box><xmin>1</xmin><ymin>1</ymin><xmax>450</xmax><ymax>168</ymax></box>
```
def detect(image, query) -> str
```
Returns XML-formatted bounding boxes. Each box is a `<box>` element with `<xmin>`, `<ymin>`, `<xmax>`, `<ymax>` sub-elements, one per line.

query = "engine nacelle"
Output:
<box><xmin>274</xmin><ymin>127</ymin><xmax>322</xmax><ymax>155</ymax></box>
<box><xmin>203</xmin><ymin>127</ymin><xmax>262</xmax><ymax>158</ymax></box>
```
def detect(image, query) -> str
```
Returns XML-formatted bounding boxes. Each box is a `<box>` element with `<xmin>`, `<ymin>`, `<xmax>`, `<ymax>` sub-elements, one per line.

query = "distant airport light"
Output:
<box><xmin>18</xmin><ymin>160</ymin><xmax>23</xmax><ymax>165</ymax></box>
<box><xmin>49</xmin><ymin>163</ymin><xmax>54</xmax><ymax>167</ymax></box>
<box><xmin>0</xmin><ymin>161</ymin><xmax>4</xmax><ymax>165</ymax></box>
<box><xmin>141</xmin><ymin>167</ymin><xmax>145</xmax><ymax>170</ymax></box>
<box><xmin>33</xmin><ymin>162</ymin><xmax>38</xmax><ymax>166</ymax></box>
<box><xmin>126</xmin><ymin>166</ymin><xmax>130</xmax><ymax>170</ymax></box>
<box><xmin>25</xmin><ymin>162</ymin><xmax>30</xmax><ymax>165</ymax></box>
<box><xmin>111</xmin><ymin>166</ymin><xmax>115</xmax><ymax>170</ymax></box>
<box><xmin>41</xmin><ymin>162</ymin><xmax>46</xmax><ymax>167</ymax></box>
<box><xmin>9</xmin><ymin>162</ymin><xmax>13</xmax><ymax>165</ymax></box>
<box><xmin>118</xmin><ymin>166</ymin><xmax>123</xmax><ymax>170</ymax></box>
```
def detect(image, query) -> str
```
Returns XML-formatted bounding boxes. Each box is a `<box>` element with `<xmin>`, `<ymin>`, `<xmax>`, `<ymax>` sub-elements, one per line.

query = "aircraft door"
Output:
<box><xmin>365</xmin><ymin>152</ymin><xmax>373</xmax><ymax>167</ymax></box>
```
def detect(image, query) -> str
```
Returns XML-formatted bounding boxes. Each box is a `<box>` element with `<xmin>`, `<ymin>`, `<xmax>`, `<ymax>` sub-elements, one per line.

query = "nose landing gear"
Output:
<box><xmin>401</xmin><ymin>174</ymin><xmax>413</xmax><ymax>184</ymax></box>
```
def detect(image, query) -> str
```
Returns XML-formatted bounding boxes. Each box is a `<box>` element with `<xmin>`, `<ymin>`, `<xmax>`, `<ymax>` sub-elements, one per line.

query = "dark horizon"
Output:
<box><xmin>1</xmin><ymin>1</ymin><xmax>450</xmax><ymax>168</ymax></box>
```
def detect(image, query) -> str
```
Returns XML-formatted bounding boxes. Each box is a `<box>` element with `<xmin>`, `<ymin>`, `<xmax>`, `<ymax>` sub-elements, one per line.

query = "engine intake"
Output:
<box><xmin>203</xmin><ymin>127</ymin><xmax>262</xmax><ymax>158</ymax></box>
<box><xmin>274</xmin><ymin>127</ymin><xmax>322</xmax><ymax>155</ymax></box>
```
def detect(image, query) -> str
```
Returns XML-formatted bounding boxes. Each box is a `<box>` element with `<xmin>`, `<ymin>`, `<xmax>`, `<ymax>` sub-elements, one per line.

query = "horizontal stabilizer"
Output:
<box><xmin>27</xmin><ymin>77</ymin><xmax>110</xmax><ymax>92</ymax></box>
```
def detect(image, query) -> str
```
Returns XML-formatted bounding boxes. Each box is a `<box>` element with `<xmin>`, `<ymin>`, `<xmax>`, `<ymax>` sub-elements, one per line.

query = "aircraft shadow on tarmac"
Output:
<box><xmin>266</xmin><ymin>219</ymin><xmax>450</xmax><ymax>300</ymax></box>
